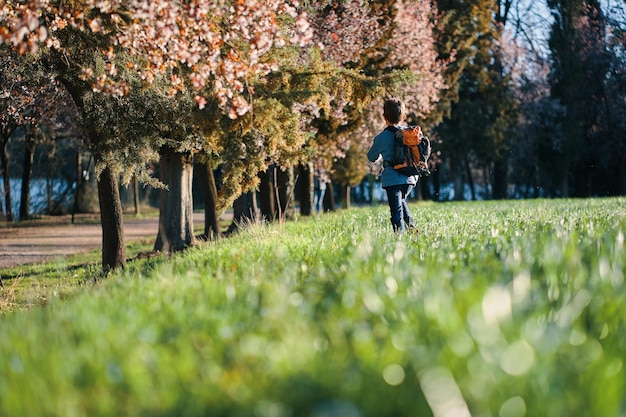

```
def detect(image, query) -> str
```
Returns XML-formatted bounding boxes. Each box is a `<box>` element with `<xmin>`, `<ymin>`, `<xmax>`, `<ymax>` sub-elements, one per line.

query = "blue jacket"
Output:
<box><xmin>367</xmin><ymin>126</ymin><xmax>418</xmax><ymax>188</ymax></box>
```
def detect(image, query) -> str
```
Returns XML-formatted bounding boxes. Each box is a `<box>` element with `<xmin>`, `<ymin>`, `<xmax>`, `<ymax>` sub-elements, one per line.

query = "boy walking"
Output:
<box><xmin>367</xmin><ymin>98</ymin><xmax>418</xmax><ymax>233</ymax></box>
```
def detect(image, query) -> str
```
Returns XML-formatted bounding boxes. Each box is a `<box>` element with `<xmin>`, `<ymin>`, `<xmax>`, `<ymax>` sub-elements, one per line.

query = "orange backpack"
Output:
<box><xmin>387</xmin><ymin>125</ymin><xmax>431</xmax><ymax>177</ymax></box>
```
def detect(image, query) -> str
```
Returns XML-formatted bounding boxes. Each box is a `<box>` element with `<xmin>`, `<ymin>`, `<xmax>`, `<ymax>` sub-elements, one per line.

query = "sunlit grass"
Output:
<box><xmin>0</xmin><ymin>198</ymin><xmax>624</xmax><ymax>417</ymax></box>
<box><xmin>0</xmin><ymin>237</ymin><xmax>155</xmax><ymax>312</ymax></box>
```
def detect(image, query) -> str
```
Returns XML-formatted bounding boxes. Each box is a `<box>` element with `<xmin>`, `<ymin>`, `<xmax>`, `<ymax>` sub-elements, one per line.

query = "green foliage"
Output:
<box><xmin>332</xmin><ymin>141</ymin><xmax>369</xmax><ymax>187</ymax></box>
<box><xmin>211</xmin><ymin>95</ymin><xmax>312</xmax><ymax>212</ymax></box>
<box><xmin>431</xmin><ymin>0</ymin><xmax>495</xmax><ymax>123</ymax></box>
<box><xmin>210</xmin><ymin>53</ymin><xmax>398</xmax><ymax>211</ymax></box>
<box><xmin>1</xmin><ymin>198</ymin><xmax>625</xmax><ymax>416</ymax></box>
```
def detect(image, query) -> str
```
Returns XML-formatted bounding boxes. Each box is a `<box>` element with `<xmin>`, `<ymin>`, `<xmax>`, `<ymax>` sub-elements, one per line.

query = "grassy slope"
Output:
<box><xmin>0</xmin><ymin>198</ymin><xmax>625</xmax><ymax>417</ymax></box>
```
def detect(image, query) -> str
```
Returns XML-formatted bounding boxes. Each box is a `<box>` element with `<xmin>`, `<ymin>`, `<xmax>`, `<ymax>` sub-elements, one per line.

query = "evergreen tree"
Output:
<box><xmin>548</xmin><ymin>0</ymin><xmax>612</xmax><ymax>196</ymax></box>
<box><xmin>602</xmin><ymin>12</ymin><xmax>626</xmax><ymax>194</ymax></box>
<box><xmin>433</xmin><ymin>0</ymin><xmax>518</xmax><ymax>200</ymax></box>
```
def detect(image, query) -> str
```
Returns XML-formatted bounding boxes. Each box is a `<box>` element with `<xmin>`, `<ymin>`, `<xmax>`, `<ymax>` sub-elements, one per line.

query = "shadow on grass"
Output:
<box><xmin>0</xmin><ymin>238</ymin><xmax>159</xmax><ymax>313</ymax></box>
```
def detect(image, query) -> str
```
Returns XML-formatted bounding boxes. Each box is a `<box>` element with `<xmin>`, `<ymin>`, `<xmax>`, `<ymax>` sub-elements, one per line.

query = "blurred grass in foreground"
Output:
<box><xmin>0</xmin><ymin>198</ymin><xmax>624</xmax><ymax>417</ymax></box>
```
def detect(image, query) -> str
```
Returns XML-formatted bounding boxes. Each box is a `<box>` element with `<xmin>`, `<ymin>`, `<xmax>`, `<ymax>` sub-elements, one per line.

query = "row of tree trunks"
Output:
<box><xmin>228</xmin><ymin>165</ymin><xmax>289</xmax><ymax>234</ymax></box>
<box><xmin>95</xmin><ymin>144</ymin><xmax>202</xmax><ymax>271</ymax></box>
<box><xmin>226</xmin><ymin>190</ymin><xmax>258</xmax><ymax>235</ymax></box>
<box><xmin>620</xmin><ymin>164</ymin><xmax>626</xmax><ymax>196</ymax></box>
<box><xmin>227</xmin><ymin>163</ymin><xmax>323</xmax><ymax>234</ymax></box>
<box><xmin>2</xmin><ymin>135</ymin><xmax>341</xmax><ymax>273</ymax></box>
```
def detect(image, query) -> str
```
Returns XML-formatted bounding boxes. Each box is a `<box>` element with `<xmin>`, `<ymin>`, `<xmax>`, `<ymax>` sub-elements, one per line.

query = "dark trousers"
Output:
<box><xmin>384</xmin><ymin>184</ymin><xmax>415</xmax><ymax>232</ymax></box>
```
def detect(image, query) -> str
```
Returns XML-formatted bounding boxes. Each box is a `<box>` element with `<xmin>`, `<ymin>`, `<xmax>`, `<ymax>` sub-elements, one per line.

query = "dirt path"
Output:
<box><xmin>0</xmin><ymin>213</ymin><xmax>205</xmax><ymax>269</ymax></box>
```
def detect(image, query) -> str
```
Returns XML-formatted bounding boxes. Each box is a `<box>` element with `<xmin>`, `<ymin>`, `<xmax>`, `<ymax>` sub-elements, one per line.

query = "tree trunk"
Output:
<box><xmin>357</xmin><ymin>182</ymin><xmax>366</xmax><ymax>204</ymax></box>
<box><xmin>154</xmin><ymin>146</ymin><xmax>196</xmax><ymax>253</ymax></box>
<box><xmin>323</xmin><ymin>180</ymin><xmax>335</xmax><ymax>212</ymax></box>
<box><xmin>522</xmin><ymin>169</ymin><xmax>532</xmax><ymax>199</ymax></box>
<box><xmin>258</xmin><ymin>165</ymin><xmax>276</xmax><ymax>221</ymax></box>
<box><xmin>133</xmin><ymin>175</ymin><xmax>140</xmax><ymax>215</ymax></box>
<box><xmin>619</xmin><ymin>163</ymin><xmax>626</xmax><ymax>196</ymax></box>
<box><xmin>72</xmin><ymin>150</ymin><xmax>81</xmax><ymax>224</ymax></box>
<box><xmin>46</xmin><ymin>153</ymin><xmax>53</xmax><ymax>214</ymax></box>
<box><xmin>276</xmin><ymin>166</ymin><xmax>295</xmax><ymax>220</ymax></box>
<box><xmin>419</xmin><ymin>177</ymin><xmax>431</xmax><ymax>201</ymax></box>
<box><xmin>298</xmin><ymin>163</ymin><xmax>313</xmax><ymax>216</ymax></box>
<box><xmin>197</xmin><ymin>158</ymin><xmax>220</xmax><ymax>240</ymax></box>
<box><xmin>465</xmin><ymin>158</ymin><xmax>475</xmax><ymax>201</ymax></box>
<box><xmin>492</xmin><ymin>157</ymin><xmax>508</xmax><ymax>199</ymax></box>
<box><xmin>368</xmin><ymin>174</ymin><xmax>376</xmax><ymax>205</ymax></box>
<box><xmin>227</xmin><ymin>191</ymin><xmax>257</xmax><ymax>234</ymax></box>
<box><xmin>452</xmin><ymin>153</ymin><xmax>464</xmax><ymax>201</ymax></box>
<box><xmin>340</xmin><ymin>184</ymin><xmax>351</xmax><ymax>209</ymax></box>
<box><xmin>19</xmin><ymin>130</ymin><xmax>36</xmax><ymax>221</ymax></box>
<box><xmin>58</xmin><ymin>75</ymin><xmax>127</xmax><ymax>273</ymax></box>
<box><xmin>453</xmin><ymin>172</ymin><xmax>464</xmax><ymax>201</ymax></box>
<box><xmin>1</xmin><ymin>134</ymin><xmax>13</xmax><ymax>222</ymax></box>
<box><xmin>98</xmin><ymin>165</ymin><xmax>126</xmax><ymax>273</ymax></box>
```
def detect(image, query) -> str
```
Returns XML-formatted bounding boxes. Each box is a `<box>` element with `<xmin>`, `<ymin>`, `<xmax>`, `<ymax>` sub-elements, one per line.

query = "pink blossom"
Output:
<box><xmin>194</xmin><ymin>95</ymin><xmax>207</xmax><ymax>110</ymax></box>
<box><xmin>1</xmin><ymin>0</ymin><xmax>314</xmax><ymax>118</ymax></box>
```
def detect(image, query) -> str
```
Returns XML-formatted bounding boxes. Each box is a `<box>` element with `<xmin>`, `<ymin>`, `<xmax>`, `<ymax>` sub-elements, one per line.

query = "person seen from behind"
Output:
<box><xmin>367</xmin><ymin>98</ymin><xmax>419</xmax><ymax>233</ymax></box>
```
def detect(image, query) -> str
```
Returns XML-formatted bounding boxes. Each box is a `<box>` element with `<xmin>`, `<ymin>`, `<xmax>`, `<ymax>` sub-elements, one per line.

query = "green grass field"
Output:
<box><xmin>1</xmin><ymin>198</ymin><xmax>625</xmax><ymax>417</ymax></box>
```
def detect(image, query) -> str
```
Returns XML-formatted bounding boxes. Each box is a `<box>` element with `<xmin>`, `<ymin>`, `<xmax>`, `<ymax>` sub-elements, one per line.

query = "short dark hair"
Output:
<box><xmin>383</xmin><ymin>98</ymin><xmax>405</xmax><ymax>125</ymax></box>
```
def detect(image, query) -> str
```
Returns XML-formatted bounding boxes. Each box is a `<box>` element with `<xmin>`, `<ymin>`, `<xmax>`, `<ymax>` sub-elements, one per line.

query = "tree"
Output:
<box><xmin>445</xmin><ymin>33</ymin><xmax>517</xmax><ymax>200</ymax></box>
<box><xmin>509</xmin><ymin>56</ymin><xmax>566</xmax><ymax>197</ymax></box>
<box><xmin>547</xmin><ymin>0</ymin><xmax>616</xmax><ymax>197</ymax></box>
<box><xmin>548</xmin><ymin>0</ymin><xmax>590</xmax><ymax>196</ymax></box>
<box><xmin>602</xmin><ymin>11</ymin><xmax>626</xmax><ymax>194</ymax></box>
<box><xmin>430</xmin><ymin>0</ymin><xmax>525</xmax><ymax>200</ymax></box>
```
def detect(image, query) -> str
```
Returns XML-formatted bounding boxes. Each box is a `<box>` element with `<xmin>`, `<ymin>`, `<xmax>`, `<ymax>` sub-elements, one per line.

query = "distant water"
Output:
<box><xmin>0</xmin><ymin>178</ymin><xmax>73</xmax><ymax>218</ymax></box>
